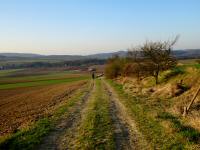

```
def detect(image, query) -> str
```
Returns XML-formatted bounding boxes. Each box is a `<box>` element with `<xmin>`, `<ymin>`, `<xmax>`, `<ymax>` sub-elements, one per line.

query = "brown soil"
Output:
<box><xmin>0</xmin><ymin>81</ymin><xmax>87</xmax><ymax>136</ymax></box>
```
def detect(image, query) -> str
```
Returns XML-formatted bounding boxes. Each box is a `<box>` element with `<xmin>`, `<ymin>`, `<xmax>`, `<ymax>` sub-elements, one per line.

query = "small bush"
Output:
<box><xmin>105</xmin><ymin>62</ymin><xmax>121</xmax><ymax>79</ymax></box>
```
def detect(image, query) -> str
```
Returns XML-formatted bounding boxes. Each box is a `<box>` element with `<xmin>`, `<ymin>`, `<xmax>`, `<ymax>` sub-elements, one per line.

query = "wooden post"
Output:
<box><xmin>183</xmin><ymin>87</ymin><xmax>200</xmax><ymax>117</ymax></box>
<box><xmin>182</xmin><ymin>106</ymin><xmax>187</xmax><ymax>117</ymax></box>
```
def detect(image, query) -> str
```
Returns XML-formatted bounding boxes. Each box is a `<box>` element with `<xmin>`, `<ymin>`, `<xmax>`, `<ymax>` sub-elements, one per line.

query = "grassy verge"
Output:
<box><xmin>0</xmin><ymin>81</ymin><xmax>91</xmax><ymax>150</ymax></box>
<box><xmin>75</xmin><ymin>79</ymin><xmax>115</xmax><ymax>149</ymax></box>
<box><xmin>107</xmin><ymin>79</ymin><xmax>200</xmax><ymax>149</ymax></box>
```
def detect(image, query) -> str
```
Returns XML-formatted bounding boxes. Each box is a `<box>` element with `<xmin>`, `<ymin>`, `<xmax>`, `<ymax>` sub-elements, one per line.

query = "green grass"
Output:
<box><xmin>0</xmin><ymin>69</ymin><xmax>23</xmax><ymax>77</ymax></box>
<box><xmin>191</xmin><ymin>63</ymin><xmax>200</xmax><ymax>69</ymax></box>
<box><xmin>0</xmin><ymin>76</ymin><xmax>89</xmax><ymax>89</ymax></box>
<box><xmin>0</xmin><ymin>81</ymin><xmax>91</xmax><ymax>150</ymax></box>
<box><xmin>159</xmin><ymin>66</ymin><xmax>185</xmax><ymax>83</ymax></box>
<box><xmin>170</xmin><ymin>67</ymin><xmax>185</xmax><ymax>75</ymax></box>
<box><xmin>107</xmin><ymin>79</ymin><xmax>199</xmax><ymax>149</ymax></box>
<box><xmin>0</xmin><ymin>70</ymin><xmax>85</xmax><ymax>84</ymax></box>
<box><xmin>0</xmin><ymin>59</ymin><xmax>61</xmax><ymax>65</ymax></box>
<box><xmin>0</xmin><ymin>118</ymin><xmax>52</xmax><ymax>150</ymax></box>
<box><xmin>182</xmin><ymin>63</ymin><xmax>200</xmax><ymax>69</ymax></box>
<box><xmin>75</xmin><ymin>79</ymin><xmax>115</xmax><ymax>149</ymax></box>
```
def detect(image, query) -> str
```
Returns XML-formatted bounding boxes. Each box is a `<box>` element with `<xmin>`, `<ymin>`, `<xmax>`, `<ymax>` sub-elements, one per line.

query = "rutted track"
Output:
<box><xmin>103</xmin><ymin>80</ymin><xmax>149</xmax><ymax>150</ymax></box>
<box><xmin>37</xmin><ymin>81</ymin><xmax>94</xmax><ymax>150</ymax></box>
<box><xmin>57</xmin><ymin>81</ymin><xmax>96</xmax><ymax>149</ymax></box>
<box><xmin>38</xmin><ymin>79</ymin><xmax>149</xmax><ymax>150</ymax></box>
<box><xmin>108</xmin><ymin>94</ymin><xmax>133</xmax><ymax>150</ymax></box>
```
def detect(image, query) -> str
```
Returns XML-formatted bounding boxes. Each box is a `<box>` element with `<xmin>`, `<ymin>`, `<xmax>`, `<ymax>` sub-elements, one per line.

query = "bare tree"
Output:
<box><xmin>140</xmin><ymin>36</ymin><xmax>179</xmax><ymax>84</ymax></box>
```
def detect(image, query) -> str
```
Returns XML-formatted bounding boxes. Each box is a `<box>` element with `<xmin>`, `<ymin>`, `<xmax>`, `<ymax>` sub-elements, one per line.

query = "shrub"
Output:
<box><xmin>105</xmin><ymin>62</ymin><xmax>121</xmax><ymax>79</ymax></box>
<box><xmin>105</xmin><ymin>56</ymin><xmax>126</xmax><ymax>79</ymax></box>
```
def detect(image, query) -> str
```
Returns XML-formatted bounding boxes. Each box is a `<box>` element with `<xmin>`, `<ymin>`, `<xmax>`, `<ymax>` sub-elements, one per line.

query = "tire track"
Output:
<box><xmin>109</xmin><ymin>95</ymin><xmax>133</xmax><ymax>150</ymax></box>
<box><xmin>37</xmin><ymin>81</ymin><xmax>94</xmax><ymax>150</ymax></box>
<box><xmin>57</xmin><ymin>81</ymin><xmax>96</xmax><ymax>150</ymax></box>
<box><xmin>103</xmin><ymin>80</ymin><xmax>150</xmax><ymax>150</ymax></box>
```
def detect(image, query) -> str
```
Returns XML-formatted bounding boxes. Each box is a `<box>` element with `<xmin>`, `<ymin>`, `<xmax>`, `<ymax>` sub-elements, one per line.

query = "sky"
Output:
<box><xmin>0</xmin><ymin>0</ymin><xmax>200</xmax><ymax>55</ymax></box>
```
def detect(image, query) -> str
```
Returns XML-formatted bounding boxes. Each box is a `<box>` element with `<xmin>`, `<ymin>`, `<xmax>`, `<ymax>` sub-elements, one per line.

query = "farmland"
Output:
<box><xmin>0</xmin><ymin>69</ymin><xmax>89</xmax><ymax>137</ymax></box>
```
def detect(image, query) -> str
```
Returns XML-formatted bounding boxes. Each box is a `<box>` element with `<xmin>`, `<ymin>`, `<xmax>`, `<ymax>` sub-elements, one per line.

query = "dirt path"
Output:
<box><xmin>37</xmin><ymin>79</ymin><xmax>149</xmax><ymax>150</ymax></box>
<box><xmin>37</xmin><ymin>81</ymin><xmax>94</xmax><ymax>150</ymax></box>
<box><xmin>57</xmin><ymin>82</ymin><xmax>96</xmax><ymax>150</ymax></box>
<box><xmin>103</xmin><ymin>80</ymin><xmax>150</xmax><ymax>150</ymax></box>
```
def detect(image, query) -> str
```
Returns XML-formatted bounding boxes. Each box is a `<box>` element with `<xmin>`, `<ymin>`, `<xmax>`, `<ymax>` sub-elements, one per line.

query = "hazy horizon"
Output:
<box><xmin>0</xmin><ymin>0</ymin><xmax>200</xmax><ymax>55</ymax></box>
<box><xmin>0</xmin><ymin>49</ymin><xmax>126</xmax><ymax>56</ymax></box>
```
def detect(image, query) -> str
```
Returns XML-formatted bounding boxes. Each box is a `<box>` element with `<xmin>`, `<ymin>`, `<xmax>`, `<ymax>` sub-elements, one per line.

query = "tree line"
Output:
<box><xmin>0</xmin><ymin>59</ymin><xmax>106</xmax><ymax>70</ymax></box>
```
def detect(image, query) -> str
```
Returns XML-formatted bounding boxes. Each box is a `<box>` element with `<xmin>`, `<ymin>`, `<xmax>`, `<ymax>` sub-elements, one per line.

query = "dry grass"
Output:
<box><xmin>119</xmin><ymin>67</ymin><xmax>200</xmax><ymax>131</ymax></box>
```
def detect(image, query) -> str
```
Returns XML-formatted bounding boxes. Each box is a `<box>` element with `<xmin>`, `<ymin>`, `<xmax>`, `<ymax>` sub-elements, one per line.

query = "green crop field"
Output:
<box><xmin>0</xmin><ymin>69</ymin><xmax>23</xmax><ymax>77</ymax></box>
<box><xmin>0</xmin><ymin>69</ymin><xmax>89</xmax><ymax>89</ymax></box>
<box><xmin>0</xmin><ymin>76</ymin><xmax>89</xmax><ymax>89</ymax></box>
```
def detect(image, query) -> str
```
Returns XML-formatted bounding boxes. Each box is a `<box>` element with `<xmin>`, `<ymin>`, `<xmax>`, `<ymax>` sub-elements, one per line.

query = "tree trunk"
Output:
<box><xmin>155</xmin><ymin>75</ymin><xmax>158</xmax><ymax>84</ymax></box>
<box><xmin>155</xmin><ymin>70</ymin><xmax>159</xmax><ymax>85</ymax></box>
<box><xmin>155</xmin><ymin>65</ymin><xmax>159</xmax><ymax>85</ymax></box>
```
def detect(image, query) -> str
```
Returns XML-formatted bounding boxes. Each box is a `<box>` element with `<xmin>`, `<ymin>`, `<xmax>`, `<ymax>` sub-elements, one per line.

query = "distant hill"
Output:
<box><xmin>0</xmin><ymin>49</ymin><xmax>200</xmax><ymax>62</ymax></box>
<box><xmin>86</xmin><ymin>51</ymin><xmax>127</xmax><ymax>59</ymax></box>
<box><xmin>43</xmin><ymin>55</ymin><xmax>85</xmax><ymax>61</ymax></box>
<box><xmin>0</xmin><ymin>51</ymin><xmax>126</xmax><ymax>60</ymax></box>
<box><xmin>172</xmin><ymin>49</ymin><xmax>200</xmax><ymax>59</ymax></box>
<box><xmin>0</xmin><ymin>53</ymin><xmax>42</xmax><ymax>58</ymax></box>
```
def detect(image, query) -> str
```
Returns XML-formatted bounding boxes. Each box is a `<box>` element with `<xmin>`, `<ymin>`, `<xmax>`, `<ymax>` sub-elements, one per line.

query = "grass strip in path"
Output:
<box><xmin>74</xmin><ymin>79</ymin><xmax>115</xmax><ymax>150</ymax></box>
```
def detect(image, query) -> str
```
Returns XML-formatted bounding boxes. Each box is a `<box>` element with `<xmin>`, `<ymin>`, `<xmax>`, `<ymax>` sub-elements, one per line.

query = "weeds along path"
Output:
<box><xmin>37</xmin><ymin>81</ymin><xmax>94</xmax><ymax>150</ymax></box>
<box><xmin>103</xmin><ymin>80</ymin><xmax>150</xmax><ymax>150</ymax></box>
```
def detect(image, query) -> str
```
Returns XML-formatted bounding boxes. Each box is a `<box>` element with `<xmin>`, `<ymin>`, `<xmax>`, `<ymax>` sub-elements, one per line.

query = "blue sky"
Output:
<box><xmin>0</xmin><ymin>0</ymin><xmax>199</xmax><ymax>55</ymax></box>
